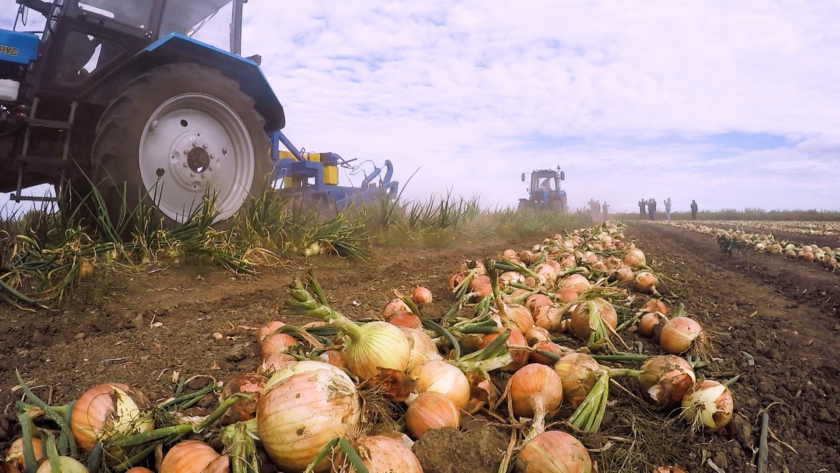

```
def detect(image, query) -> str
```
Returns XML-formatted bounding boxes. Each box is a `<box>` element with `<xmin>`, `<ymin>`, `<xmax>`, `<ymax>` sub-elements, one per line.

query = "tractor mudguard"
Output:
<box><xmin>86</xmin><ymin>33</ymin><xmax>284</xmax><ymax>132</ymax></box>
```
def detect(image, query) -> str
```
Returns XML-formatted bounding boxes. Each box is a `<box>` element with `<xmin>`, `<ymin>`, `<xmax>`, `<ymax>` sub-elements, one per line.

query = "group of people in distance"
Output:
<box><xmin>639</xmin><ymin>198</ymin><xmax>698</xmax><ymax>220</ymax></box>
<box><xmin>588</xmin><ymin>199</ymin><xmax>610</xmax><ymax>220</ymax></box>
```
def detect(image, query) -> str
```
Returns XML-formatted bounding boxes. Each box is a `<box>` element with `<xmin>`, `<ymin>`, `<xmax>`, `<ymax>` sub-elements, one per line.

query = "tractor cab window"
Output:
<box><xmin>537</xmin><ymin>178</ymin><xmax>555</xmax><ymax>192</ymax></box>
<box><xmin>160</xmin><ymin>0</ymin><xmax>236</xmax><ymax>52</ymax></box>
<box><xmin>77</xmin><ymin>0</ymin><xmax>155</xmax><ymax>29</ymax></box>
<box><xmin>55</xmin><ymin>31</ymin><xmax>124</xmax><ymax>84</ymax></box>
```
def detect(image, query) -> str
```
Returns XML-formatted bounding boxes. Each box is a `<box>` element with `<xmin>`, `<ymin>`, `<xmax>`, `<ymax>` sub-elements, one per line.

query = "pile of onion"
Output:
<box><xmin>405</xmin><ymin>392</ymin><xmax>460</xmax><ymax>438</ymax></box>
<box><xmin>681</xmin><ymin>380</ymin><xmax>733</xmax><ymax>432</ymax></box>
<box><xmin>258</xmin><ymin>362</ymin><xmax>361</xmax><ymax>472</ymax></box>
<box><xmin>515</xmin><ymin>431</ymin><xmax>592</xmax><ymax>473</ymax></box>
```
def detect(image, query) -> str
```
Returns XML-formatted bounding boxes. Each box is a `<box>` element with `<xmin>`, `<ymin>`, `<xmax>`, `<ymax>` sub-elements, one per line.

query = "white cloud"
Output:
<box><xmin>3</xmin><ymin>0</ymin><xmax>839</xmax><ymax>214</ymax></box>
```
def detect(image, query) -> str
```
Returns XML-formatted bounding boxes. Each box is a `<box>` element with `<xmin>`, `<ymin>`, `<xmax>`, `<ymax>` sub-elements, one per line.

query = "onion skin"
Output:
<box><xmin>660</xmin><ymin>317</ymin><xmax>706</xmax><ymax>355</ymax></box>
<box><xmin>468</xmin><ymin>275</ymin><xmax>491</xmax><ymax>292</ymax></box>
<box><xmin>388</xmin><ymin>311</ymin><xmax>423</xmax><ymax>329</ymax></box>
<box><xmin>399</xmin><ymin>327</ymin><xmax>443</xmax><ymax>371</ymax></box>
<box><xmin>555</xmin><ymin>288</ymin><xmax>578</xmax><ymax>303</ymax></box>
<box><xmin>478</xmin><ymin>330</ymin><xmax>528</xmax><ymax>372</ymax></box>
<box><xmin>221</xmin><ymin>373</ymin><xmax>266</xmax><ymax>424</ymax></box>
<box><xmin>560</xmin><ymin>274</ymin><xmax>591</xmax><ymax>295</ymax></box>
<box><xmin>554</xmin><ymin>353</ymin><xmax>600</xmax><ymax>408</ymax></box>
<box><xmin>5</xmin><ymin>438</ymin><xmax>43</xmax><ymax>471</ymax></box>
<box><xmin>408</xmin><ymin>360</ymin><xmax>470</xmax><ymax>409</ymax></box>
<box><xmin>260</xmin><ymin>333</ymin><xmax>297</xmax><ymax>358</ymax></box>
<box><xmin>405</xmin><ymin>392</ymin><xmax>460</xmax><ymax>439</ymax></box>
<box><xmin>569</xmin><ymin>299</ymin><xmax>617</xmax><ymax>340</ymax></box>
<box><xmin>638</xmin><ymin>312</ymin><xmax>660</xmax><ymax>338</ymax></box>
<box><xmin>259</xmin><ymin>363</ymin><xmax>361</xmax><ymax>473</ymax></box>
<box><xmin>161</xmin><ymin>441</ymin><xmax>228</xmax><ymax>473</ymax></box>
<box><xmin>614</xmin><ymin>265</ymin><xmax>634</xmax><ymax>283</ymax></box>
<box><xmin>524</xmin><ymin>326</ymin><xmax>551</xmax><ymax>345</ymax></box>
<box><xmin>448</xmin><ymin>273</ymin><xmax>464</xmax><ymax>291</ymax></box>
<box><xmin>412</xmin><ymin>287</ymin><xmax>433</xmax><ymax>305</ymax></box>
<box><xmin>501</xmin><ymin>304</ymin><xmax>534</xmax><ymax>334</ymax></box>
<box><xmin>642</xmin><ymin>299</ymin><xmax>667</xmax><ymax>315</ymax></box>
<box><xmin>510</xmin><ymin>365</ymin><xmax>563</xmax><ymax>438</ymax></box>
<box><xmin>515</xmin><ymin>431</ymin><xmax>592</xmax><ymax>473</ymax></box>
<box><xmin>639</xmin><ymin>356</ymin><xmax>696</xmax><ymax>411</ymax></box>
<box><xmin>525</xmin><ymin>294</ymin><xmax>552</xmax><ymax>315</ymax></box>
<box><xmin>315</xmin><ymin>350</ymin><xmax>347</xmax><ymax>369</ymax></box>
<box><xmin>70</xmin><ymin>383</ymin><xmax>154</xmax><ymax>453</ymax></box>
<box><xmin>35</xmin><ymin>457</ymin><xmax>88</xmax><ymax>473</ymax></box>
<box><xmin>681</xmin><ymin>380</ymin><xmax>734</xmax><ymax>433</ymax></box>
<box><xmin>533</xmin><ymin>306</ymin><xmax>563</xmax><ymax>332</ymax></box>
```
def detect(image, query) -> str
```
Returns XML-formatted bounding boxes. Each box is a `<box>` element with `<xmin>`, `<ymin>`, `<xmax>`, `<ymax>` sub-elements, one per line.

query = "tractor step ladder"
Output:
<box><xmin>11</xmin><ymin>98</ymin><xmax>78</xmax><ymax>203</ymax></box>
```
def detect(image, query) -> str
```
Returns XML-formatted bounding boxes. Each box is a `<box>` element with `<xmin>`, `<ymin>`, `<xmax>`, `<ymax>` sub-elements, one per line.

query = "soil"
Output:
<box><xmin>2</xmin><ymin>223</ymin><xmax>840</xmax><ymax>472</ymax></box>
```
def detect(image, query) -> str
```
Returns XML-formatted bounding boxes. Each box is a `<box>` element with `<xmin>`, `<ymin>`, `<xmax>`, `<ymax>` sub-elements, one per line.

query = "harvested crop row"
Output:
<box><xmin>3</xmin><ymin>222</ymin><xmax>731</xmax><ymax>473</ymax></box>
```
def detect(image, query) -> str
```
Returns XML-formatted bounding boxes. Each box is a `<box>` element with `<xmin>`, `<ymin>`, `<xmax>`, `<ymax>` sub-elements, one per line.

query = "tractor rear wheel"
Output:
<box><xmin>92</xmin><ymin>63</ymin><xmax>271</xmax><ymax>228</ymax></box>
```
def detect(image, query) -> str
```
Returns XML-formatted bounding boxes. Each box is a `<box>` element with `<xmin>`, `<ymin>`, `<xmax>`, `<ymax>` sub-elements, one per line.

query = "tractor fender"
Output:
<box><xmin>85</xmin><ymin>33</ymin><xmax>284</xmax><ymax>133</ymax></box>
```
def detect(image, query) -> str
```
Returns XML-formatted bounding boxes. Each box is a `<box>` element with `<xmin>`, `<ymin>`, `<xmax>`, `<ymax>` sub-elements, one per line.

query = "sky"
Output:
<box><xmin>3</xmin><ymin>0</ymin><xmax>840</xmax><ymax>215</ymax></box>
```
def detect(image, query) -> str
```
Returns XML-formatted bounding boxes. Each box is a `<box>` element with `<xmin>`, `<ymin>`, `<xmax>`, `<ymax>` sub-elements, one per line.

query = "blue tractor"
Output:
<box><xmin>519</xmin><ymin>167</ymin><xmax>567</xmax><ymax>212</ymax></box>
<box><xmin>0</xmin><ymin>0</ymin><xmax>397</xmax><ymax>226</ymax></box>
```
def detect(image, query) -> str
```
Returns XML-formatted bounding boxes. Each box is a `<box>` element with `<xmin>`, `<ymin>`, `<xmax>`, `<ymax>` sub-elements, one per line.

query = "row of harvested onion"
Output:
<box><xmin>3</xmin><ymin>222</ymin><xmax>734</xmax><ymax>473</ymax></box>
<box><xmin>659</xmin><ymin>221</ymin><xmax>840</xmax><ymax>269</ymax></box>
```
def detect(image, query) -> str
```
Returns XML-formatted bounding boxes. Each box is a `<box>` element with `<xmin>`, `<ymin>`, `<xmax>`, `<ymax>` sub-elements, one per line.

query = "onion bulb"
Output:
<box><xmin>259</xmin><ymin>363</ymin><xmax>361</xmax><ymax>472</ymax></box>
<box><xmin>614</xmin><ymin>265</ymin><xmax>634</xmax><ymax>283</ymax></box>
<box><xmin>515</xmin><ymin>431</ymin><xmax>592</xmax><ymax>473</ymax></box>
<box><xmin>560</xmin><ymin>274</ymin><xmax>591</xmax><ymax>295</ymax></box>
<box><xmin>569</xmin><ymin>299</ymin><xmax>617</xmax><ymax>341</ymax></box>
<box><xmin>681</xmin><ymin>380</ymin><xmax>734</xmax><ymax>432</ymax></box>
<box><xmin>315</xmin><ymin>350</ymin><xmax>347</xmax><ymax>369</ymax></box>
<box><xmin>70</xmin><ymin>383</ymin><xmax>154</xmax><ymax>454</ymax></box>
<box><xmin>500</xmin><ymin>303</ymin><xmax>534</xmax><ymax>334</ymax></box>
<box><xmin>336</xmin><ymin>320</ymin><xmax>412</xmax><ymax>381</ymax></box>
<box><xmin>5</xmin><ymin>438</ymin><xmax>42</xmax><ymax>471</ymax></box>
<box><xmin>525</xmin><ymin>294</ymin><xmax>552</xmax><ymax>315</ymax></box>
<box><xmin>524</xmin><ymin>326</ymin><xmax>551</xmax><ymax>345</ymax></box>
<box><xmin>405</xmin><ymin>392</ymin><xmax>460</xmax><ymax>439</ymax></box>
<box><xmin>412</xmin><ymin>287</ymin><xmax>433</xmax><ymax>305</ymax></box>
<box><xmin>638</xmin><ymin>312</ymin><xmax>664</xmax><ymax>338</ymax></box>
<box><xmin>554</xmin><ymin>353</ymin><xmax>600</xmax><ymax>408</ymax></box>
<box><xmin>221</xmin><ymin>373</ymin><xmax>266</xmax><ymax>424</ymax></box>
<box><xmin>641</xmin><ymin>299</ymin><xmax>667</xmax><ymax>315</ymax></box>
<box><xmin>260</xmin><ymin>333</ymin><xmax>298</xmax><ymax>358</ymax></box>
<box><xmin>348</xmin><ymin>436</ymin><xmax>423</xmax><ymax>473</ymax></box>
<box><xmin>161</xmin><ymin>441</ymin><xmax>228</xmax><ymax>473</ymax></box>
<box><xmin>259</xmin><ymin>353</ymin><xmax>297</xmax><ymax>376</ymax></box>
<box><xmin>125</xmin><ymin>468</ymin><xmax>155</xmax><ymax>473</ymax></box>
<box><xmin>257</xmin><ymin>321</ymin><xmax>285</xmax><ymax>345</ymax></box>
<box><xmin>529</xmin><ymin>342</ymin><xmax>564</xmax><ymax>365</ymax></box>
<box><xmin>35</xmin><ymin>457</ymin><xmax>88</xmax><ymax>473</ymax></box>
<box><xmin>555</xmin><ymin>288</ymin><xmax>578</xmax><ymax>304</ymax></box>
<box><xmin>399</xmin><ymin>327</ymin><xmax>443</xmax><ymax>371</ymax></box>
<box><xmin>633</xmin><ymin>272</ymin><xmax>658</xmax><ymax>294</ymax></box>
<box><xmin>448</xmin><ymin>273</ymin><xmax>464</xmax><ymax>291</ymax></box>
<box><xmin>408</xmin><ymin>360</ymin><xmax>470</xmax><ymax>409</ymax></box>
<box><xmin>510</xmin><ymin>364</ymin><xmax>563</xmax><ymax>440</ymax></box>
<box><xmin>638</xmin><ymin>356</ymin><xmax>696</xmax><ymax>410</ymax></box>
<box><xmin>471</xmin><ymin>284</ymin><xmax>493</xmax><ymax>301</ymax></box>
<box><xmin>533</xmin><ymin>305</ymin><xmax>563</xmax><ymax>332</ymax></box>
<box><xmin>468</xmin><ymin>275</ymin><xmax>490</xmax><ymax>292</ymax></box>
<box><xmin>478</xmin><ymin>330</ymin><xmax>528</xmax><ymax>372</ymax></box>
<box><xmin>660</xmin><ymin>317</ymin><xmax>707</xmax><ymax>356</ymax></box>
<box><xmin>623</xmin><ymin>249</ymin><xmax>646</xmax><ymax>268</ymax></box>
<box><xmin>382</xmin><ymin>299</ymin><xmax>410</xmax><ymax>321</ymax></box>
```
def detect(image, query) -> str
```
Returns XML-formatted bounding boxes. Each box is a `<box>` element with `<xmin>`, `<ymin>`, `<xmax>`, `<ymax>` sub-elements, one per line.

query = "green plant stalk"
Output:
<box><xmin>284</xmin><ymin>278</ymin><xmax>365</xmax><ymax>344</ymax></box>
<box><xmin>57</xmin><ymin>399</ymin><xmax>75</xmax><ymax>455</ymax></box>
<box><xmin>113</xmin><ymin>393</ymin><xmax>247</xmax><ymax>448</ymax></box>
<box><xmin>422</xmin><ymin>318</ymin><xmax>461</xmax><ymax>360</ymax></box>
<box><xmin>113</xmin><ymin>437</ymin><xmax>172</xmax><ymax>472</ymax></box>
<box><xmin>490</xmin><ymin>259</ymin><xmax>541</xmax><ymax>281</ymax></box>
<box><xmin>18</xmin><ymin>412</ymin><xmax>38</xmax><ymax>473</ymax></box>
<box><xmin>221</xmin><ymin>422</ymin><xmax>258</xmax><ymax>473</ymax></box>
<box><xmin>337</xmin><ymin>438</ymin><xmax>369</xmax><ymax>473</ymax></box>
<box><xmin>303</xmin><ymin>438</ymin><xmax>340</xmax><ymax>473</ymax></box>
<box><xmin>568</xmin><ymin>373</ymin><xmax>609</xmax><ymax>433</ymax></box>
<box><xmin>15</xmin><ymin>370</ymin><xmax>77</xmax><ymax>457</ymax></box>
<box><xmin>453</xmin><ymin>270</ymin><xmax>475</xmax><ymax>300</ymax></box>
<box><xmin>400</xmin><ymin>294</ymin><xmax>422</xmax><ymax>318</ymax></box>
<box><xmin>86</xmin><ymin>443</ymin><xmax>104</xmax><ymax>473</ymax></box>
<box><xmin>43</xmin><ymin>431</ymin><xmax>60</xmax><ymax>473</ymax></box>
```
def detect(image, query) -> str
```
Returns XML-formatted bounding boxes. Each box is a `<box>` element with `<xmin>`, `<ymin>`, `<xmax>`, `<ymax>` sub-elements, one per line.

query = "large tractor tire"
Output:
<box><xmin>92</xmin><ymin>63</ymin><xmax>271</xmax><ymax>228</ymax></box>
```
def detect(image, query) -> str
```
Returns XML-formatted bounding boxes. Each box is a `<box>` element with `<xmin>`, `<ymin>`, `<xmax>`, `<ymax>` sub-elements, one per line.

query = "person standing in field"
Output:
<box><xmin>639</xmin><ymin>199</ymin><xmax>646</xmax><ymax>219</ymax></box>
<box><xmin>648</xmin><ymin>198</ymin><xmax>656</xmax><ymax>220</ymax></box>
<box><xmin>589</xmin><ymin>199</ymin><xmax>598</xmax><ymax>219</ymax></box>
<box><xmin>691</xmin><ymin>200</ymin><xmax>698</xmax><ymax>220</ymax></box>
<box><xmin>665</xmin><ymin>198</ymin><xmax>672</xmax><ymax>220</ymax></box>
<box><xmin>602</xmin><ymin>202</ymin><xmax>609</xmax><ymax>219</ymax></box>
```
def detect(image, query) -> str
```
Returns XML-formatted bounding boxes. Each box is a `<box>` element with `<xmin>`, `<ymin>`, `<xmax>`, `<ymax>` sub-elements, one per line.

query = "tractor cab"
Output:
<box><xmin>518</xmin><ymin>167</ymin><xmax>567</xmax><ymax>212</ymax></box>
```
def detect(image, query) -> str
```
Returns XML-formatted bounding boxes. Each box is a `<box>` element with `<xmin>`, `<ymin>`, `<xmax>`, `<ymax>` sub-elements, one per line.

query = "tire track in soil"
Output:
<box><xmin>630</xmin><ymin>223</ymin><xmax>840</xmax><ymax>472</ymax></box>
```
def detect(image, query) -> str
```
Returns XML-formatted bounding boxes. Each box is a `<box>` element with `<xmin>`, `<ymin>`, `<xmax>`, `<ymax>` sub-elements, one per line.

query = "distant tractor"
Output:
<box><xmin>0</xmin><ymin>0</ymin><xmax>397</xmax><ymax>227</ymax></box>
<box><xmin>518</xmin><ymin>167</ymin><xmax>567</xmax><ymax>212</ymax></box>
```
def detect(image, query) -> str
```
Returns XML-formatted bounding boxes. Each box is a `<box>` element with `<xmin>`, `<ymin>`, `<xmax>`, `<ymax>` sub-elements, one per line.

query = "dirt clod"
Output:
<box><xmin>412</xmin><ymin>427</ymin><xmax>508</xmax><ymax>473</ymax></box>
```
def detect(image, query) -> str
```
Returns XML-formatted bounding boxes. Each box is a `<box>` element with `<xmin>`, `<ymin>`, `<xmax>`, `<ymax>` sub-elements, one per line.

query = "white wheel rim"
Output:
<box><xmin>139</xmin><ymin>93</ymin><xmax>254</xmax><ymax>223</ymax></box>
